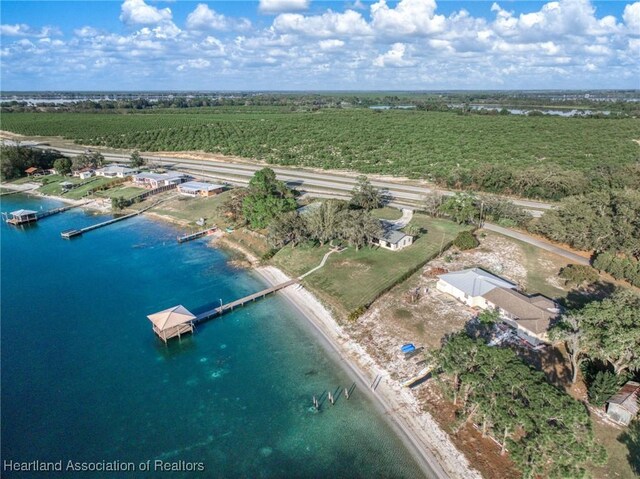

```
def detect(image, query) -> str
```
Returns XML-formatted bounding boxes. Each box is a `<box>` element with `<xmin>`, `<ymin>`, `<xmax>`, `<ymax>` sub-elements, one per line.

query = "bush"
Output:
<box><xmin>348</xmin><ymin>306</ymin><xmax>366</xmax><ymax>322</ymax></box>
<box><xmin>588</xmin><ymin>371</ymin><xmax>622</xmax><ymax>407</ymax></box>
<box><xmin>559</xmin><ymin>264</ymin><xmax>599</xmax><ymax>286</ymax></box>
<box><xmin>453</xmin><ymin>231</ymin><xmax>479</xmax><ymax>250</ymax></box>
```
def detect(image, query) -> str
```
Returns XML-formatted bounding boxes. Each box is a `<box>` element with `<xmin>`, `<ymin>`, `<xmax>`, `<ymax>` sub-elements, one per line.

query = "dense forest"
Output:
<box><xmin>2</xmin><ymin>108</ymin><xmax>639</xmax><ymax>200</ymax></box>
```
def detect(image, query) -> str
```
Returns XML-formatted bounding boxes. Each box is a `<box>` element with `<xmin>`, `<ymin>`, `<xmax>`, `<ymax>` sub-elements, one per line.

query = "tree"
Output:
<box><xmin>0</xmin><ymin>145</ymin><xmax>62</xmax><ymax>180</ymax></box>
<box><xmin>453</xmin><ymin>230</ymin><xmax>479</xmax><ymax>250</ymax></box>
<box><xmin>242</xmin><ymin>193</ymin><xmax>296</xmax><ymax>229</ymax></box>
<box><xmin>551</xmin><ymin>288</ymin><xmax>640</xmax><ymax>380</ymax></box>
<box><xmin>338</xmin><ymin>210</ymin><xmax>382</xmax><ymax>251</ymax></box>
<box><xmin>478</xmin><ymin>309</ymin><xmax>500</xmax><ymax>325</ymax></box>
<box><xmin>350</xmin><ymin>175</ymin><xmax>383</xmax><ymax>211</ymax></box>
<box><xmin>129</xmin><ymin>150</ymin><xmax>145</xmax><ymax>168</ymax></box>
<box><xmin>558</xmin><ymin>264</ymin><xmax>599</xmax><ymax>286</ymax></box>
<box><xmin>220</xmin><ymin>188</ymin><xmax>248</xmax><ymax>225</ymax></box>
<box><xmin>439</xmin><ymin>192</ymin><xmax>479</xmax><ymax>224</ymax></box>
<box><xmin>587</xmin><ymin>370</ymin><xmax>621</xmax><ymax>407</ymax></box>
<box><xmin>268</xmin><ymin>212</ymin><xmax>307</xmax><ymax>248</ymax></box>
<box><xmin>305</xmin><ymin>200</ymin><xmax>347</xmax><ymax>246</ymax></box>
<box><xmin>53</xmin><ymin>157</ymin><xmax>72</xmax><ymax>176</ymax></box>
<box><xmin>111</xmin><ymin>196</ymin><xmax>129</xmax><ymax>210</ymax></box>
<box><xmin>404</xmin><ymin>223</ymin><xmax>420</xmax><ymax>237</ymax></box>
<box><xmin>421</xmin><ymin>192</ymin><xmax>444</xmax><ymax>217</ymax></box>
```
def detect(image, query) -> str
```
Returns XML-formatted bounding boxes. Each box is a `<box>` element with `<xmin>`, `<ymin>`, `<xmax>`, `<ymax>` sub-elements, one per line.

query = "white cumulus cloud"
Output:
<box><xmin>371</xmin><ymin>0</ymin><xmax>446</xmax><ymax>36</ymax></box>
<box><xmin>186</xmin><ymin>4</ymin><xmax>250</xmax><ymax>31</ymax></box>
<box><xmin>623</xmin><ymin>2</ymin><xmax>640</xmax><ymax>32</ymax></box>
<box><xmin>259</xmin><ymin>0</ymin><xmax>310</xmax><ymax>14</ymax></box>
<box><xmin>273</xmin><ymin>9</ymin><xmax>372</xmax><ymax>37</ymax></box>
<box><xmin>119</xmin><ymin>0</ymin><xmax>172</xmax><ymax>25</ymax></box>
<box><xmin>373</xmin><ymin>42</ymin><xmax>415</xmax><ymax>67</ymax></box>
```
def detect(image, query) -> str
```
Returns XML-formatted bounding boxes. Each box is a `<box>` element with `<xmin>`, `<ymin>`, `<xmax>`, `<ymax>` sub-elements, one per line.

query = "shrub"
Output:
<box><xmin>348</xmin><ymin>306</ymin><xmax>366</xmax><ymax>322</ymax></box>
<box><xmin>559</xmin><ymin>264</ymin><xmax>599</xmax><ymax>286</ymax></box>
<box><xmin>588</xmin><ymin>371</ymin><xmax>622</xmax><ymax>407</ymax></box>
<box><xmin>453</xmin><ymin>231</ymin><xmax>479</xmax><ymax>250</ymax></box>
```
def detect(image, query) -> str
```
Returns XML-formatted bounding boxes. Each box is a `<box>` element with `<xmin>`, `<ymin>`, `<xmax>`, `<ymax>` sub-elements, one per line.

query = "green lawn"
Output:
<box><xmin>150</xmin><ymin>190</ymin><xmax>233</xmax><ymax>226</ymax></box>
<box><xmin>94</xmin><ymin>185</ymin><xmax>145</xmax><ymax>200</ymax></box>
<box><xmin>271</xmin><ymin>214</ymin><xmax>468</xmax><ymax>317</ymax></box>
<box><xmin>371</xmin><ymin>207</ymin><xmax>403</xmax><ymax>220</ymax></box>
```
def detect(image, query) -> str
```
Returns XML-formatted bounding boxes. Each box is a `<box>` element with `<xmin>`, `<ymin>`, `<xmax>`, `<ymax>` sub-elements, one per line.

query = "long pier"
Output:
<box><xmin>177</xmin><ymin>226</ymin><xmax>217</xmax><ymax>243</ymax></box>
<box><xmin>194</xmin><ymin>279</ymin><xmax>298</xmax><ymax>323</ymax></box>
<box><xmin>61</xmin><ymin>200</ymin><xmax>164</xmax><ymax>239</ymax></box>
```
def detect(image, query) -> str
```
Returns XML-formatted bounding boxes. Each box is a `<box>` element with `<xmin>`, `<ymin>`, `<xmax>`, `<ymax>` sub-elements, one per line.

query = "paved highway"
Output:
<box><xmin>37</xmin><ymin>145</ymin><xmax>554</xmax><ymax>216</ymax></box>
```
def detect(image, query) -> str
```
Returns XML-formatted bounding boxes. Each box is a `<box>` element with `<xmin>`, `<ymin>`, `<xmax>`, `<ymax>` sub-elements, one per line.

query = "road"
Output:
<box><xmin>482</xmin><ymin>222</ymin><xmax>590</xmax><ymax>265</ymax></box>
<box><xmin>32</xmin><ymin>144</ymin><xmax>554</xmax><ymax>216</ymax></box>
<box><xmin>22</xmin><ymin>143</ymin><xmax>589</xmax><ymax>263</ymax></box>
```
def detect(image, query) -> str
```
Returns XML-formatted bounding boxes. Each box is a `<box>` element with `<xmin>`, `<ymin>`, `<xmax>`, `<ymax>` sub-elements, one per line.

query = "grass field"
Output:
<box><xmin>3</xmin><ymin>109</ymin><xmax>638</xmax><ymax>199</ymax></box>
<box><xmin>271</xmin><ymin>214</ymin><xmax>469</xmax><ymax>318</ymax></box>
<box><xmin>149</xmin><ymin>190</ymin><xmax>232</xmax><ymax>226</ymax></box>
<box><xmin>94</xmin><ymin>185</ymin><xmax>145</xmax><ymax>200</ymax></box>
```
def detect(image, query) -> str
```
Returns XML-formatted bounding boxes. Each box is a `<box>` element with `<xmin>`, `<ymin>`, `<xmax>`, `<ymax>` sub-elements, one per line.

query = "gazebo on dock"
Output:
<box><xmin>6</xmin><ymin>209</ymin><xmax>38</xmax><ymax>225</ymax></box>
<box><xmin>147</xmin><ymin>305</ymin><xmax>196</xmax><ymax>343</ymax></box>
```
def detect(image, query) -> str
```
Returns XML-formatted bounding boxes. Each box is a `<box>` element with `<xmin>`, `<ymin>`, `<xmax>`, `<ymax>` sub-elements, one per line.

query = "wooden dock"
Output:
<box><xmin>4</xmin><ymin>202</ymin><xmax>87</xmax><ymax>226</ymax></box>
<box><xmin>61</xmin><ymin>200</ymin><xmax>164</xmax><ymax>239</ymax></box>
<box><xmin>177</xmin><ymin>226</ymin><xmax>217</xmax><ymax>243</ymax></box>
<box><xmin>194</xmin><ymin>279</ymin><xmax>298</xmax><ymax>323</ymax></box>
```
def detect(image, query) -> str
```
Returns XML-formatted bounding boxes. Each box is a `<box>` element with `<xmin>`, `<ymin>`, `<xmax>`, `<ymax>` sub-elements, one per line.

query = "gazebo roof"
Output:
<box><xmin>10</xmin><ymin>209</ymin><xmax>38</xmax><ymax>217</ymax></box>
<box><xmin>147</xmin><ymin>305</ymin><xmax>195</xmax><ymax>331</ymax></box>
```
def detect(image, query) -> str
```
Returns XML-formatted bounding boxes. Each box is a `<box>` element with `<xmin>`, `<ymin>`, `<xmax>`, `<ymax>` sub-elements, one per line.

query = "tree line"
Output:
<box><xmin>432</xmin><ymin>332</ymin><xmax>606</xmax><ymax>479</ymax></box>
<box><xmin>0</xmin><ymin>145</ymin><xmax>63</xmax><ymax>180</ymax></box>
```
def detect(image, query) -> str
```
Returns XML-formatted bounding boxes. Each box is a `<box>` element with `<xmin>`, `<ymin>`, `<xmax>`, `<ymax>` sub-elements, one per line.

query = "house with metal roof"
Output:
<box><xmin>95</xmin><ymin>163</ymin><xmax>138</xmax><ymax>178</ymax></box>
<box><xmin>133</xmin><ymin>172</ymin><xmax>188</xmax><ymax>189</ymax></box>
<box><xmin>5</xmin><ymin>209</ymin><xmax>38</xmax><ymax>225</ymax></box>
<box><xmin>436</xmin><ymin>268</ymin><xmax>517</xmax><ymax>308</ymax></box>
<box><xmin>177</xmin><ymin>181</ymin><xmax>225</xmax><ymax>197</ymax></box>
<box><xmin>374</xmin><ymin>229</ymin><xmax>414</xmax><ymax>251</ymax></box>
<box><xmin>606</xmin><ymin>381</ymin><xmax>640</xmax><ymax>425</ymax></box>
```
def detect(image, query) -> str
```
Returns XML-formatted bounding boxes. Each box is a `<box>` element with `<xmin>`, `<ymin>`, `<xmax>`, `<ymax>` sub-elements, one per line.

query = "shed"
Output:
<box><xmin>606</xmin><ymin>381</ymin><xmax>640</xmax><ymax>425</ymax></box>
<box><xmin>147</xmin><ymin>305</ymin><xmax>196</xmax><ymax>342</ymax></box>
<box><xmin>25</xmin><ymin>167</ymin><xmax>39</xmax><ymax>175</ymax></box>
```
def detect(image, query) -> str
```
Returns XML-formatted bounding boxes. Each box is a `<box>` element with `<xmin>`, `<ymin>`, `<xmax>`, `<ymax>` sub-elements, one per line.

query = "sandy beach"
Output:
<box><xmin>253</xmin><ymin>265</ymin><xmax>481</xmax><ymax>479</ymax></box>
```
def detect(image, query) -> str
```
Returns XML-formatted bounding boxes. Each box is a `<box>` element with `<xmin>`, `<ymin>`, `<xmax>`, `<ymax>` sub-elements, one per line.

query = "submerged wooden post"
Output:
<box><xmin>328</xmin><ymin>391</ymin><xmax>334</xmax><ymax>405</ymax></box>
<box><xmin>344</xmin><ymin>387</ymin><xmax>350</xmax><ymax>400</ymax></box>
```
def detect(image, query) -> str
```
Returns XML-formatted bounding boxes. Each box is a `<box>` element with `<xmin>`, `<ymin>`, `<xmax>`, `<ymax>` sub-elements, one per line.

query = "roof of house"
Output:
<box><xmin>25</xmin><ymin>167</ymin><xmax>38</xmax><ymax>173</ymax></box>
<box><xmin>10</xmin><ymin>209</ymin><xmax>38</xmax><ymax>216</ymax></box>
<box><xmin>147</xmin><ymin>305</ymin><xmax>196</xmax><ymax>331</ymax></box>
<box><xmin>379</xmin><ymin>229</ymin><xmax>411</xmax><ymax>245</ymax></box>
<box><xmin>179</xmin><ymin>181</ymin><xmax>225</xmax><ymax>191</ymax></box>
<box><xmin>135</xmin><ymin>171</ymin><xmax>186</xmax><ymax>181</ymax></box>
<box><xmin>97</xmin><ymin>164</ymin><xmax>136</xmax><ymax>174</ymax></box>
<box><xmin>438</xmin><ymin>268</ymin><xmax>517</xmax><ymax>298</ymax></box>
<box><xmin>482</xmin><ymin>287</ymin><xmax>559</xmax><ymax>334</ymax></box>
<box><xmin>608</xmin><ymin>381</ymin><xmax>640</xmax><ymax>415</ymax></box>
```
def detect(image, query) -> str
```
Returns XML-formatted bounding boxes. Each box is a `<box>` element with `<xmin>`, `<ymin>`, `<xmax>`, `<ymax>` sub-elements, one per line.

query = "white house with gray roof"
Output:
<box><xmin>374</xmin><ymin>229</ymin><xmax>414</xmax><ymax>251</ymax></box>
<box><xmin>436</xmin><ymin>268</ymin><xmax>517</xmax><ymax>308</ymax></box>
<box><xmin>95</xmin><ymin>163</ymin><xmax>138</xmax><ymax>178</ymax></box>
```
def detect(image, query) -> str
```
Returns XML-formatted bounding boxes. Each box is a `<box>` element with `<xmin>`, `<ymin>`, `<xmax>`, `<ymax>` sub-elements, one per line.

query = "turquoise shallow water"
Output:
<box><xmin>1</xmin><ymin>195</ymin><xmax>426</xmax><ymax>478</ymax></box>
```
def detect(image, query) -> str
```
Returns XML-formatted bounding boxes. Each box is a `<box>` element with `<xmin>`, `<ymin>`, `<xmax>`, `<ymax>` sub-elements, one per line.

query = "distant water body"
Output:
<box><xmin>1</xmin><ymin>195</ymin><xmax>426</xmax><ymax>478</ymax></box>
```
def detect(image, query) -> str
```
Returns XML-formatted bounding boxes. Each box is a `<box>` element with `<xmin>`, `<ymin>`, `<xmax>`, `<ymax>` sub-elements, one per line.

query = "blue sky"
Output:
<box><xmin>1</xmin><ymin>0</ymin><xmax>639</xmax><ymax>90</ymax></box>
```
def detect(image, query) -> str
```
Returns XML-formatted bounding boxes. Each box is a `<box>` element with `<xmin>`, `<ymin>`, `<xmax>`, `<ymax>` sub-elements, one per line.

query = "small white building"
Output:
<box><xmin>133</xmin><ymin>172</ymin><xmax>188</xmax><ymax>189</ymax></box>
<box><xmin>374</xmin><ymin>230</ymin><xmax>414</xmax><ymax>251</ymax></box>
<box><xmin>606</xmin><ymin>381</ymin><xmax>640</xmax><ymax>425</ymax></box>
<box><xmin>95</xmin><ymin>163</ymin><xmax>138</xmax><ymax>178</ymax></box>
<box><xmin>177</xmin><ymin>181</ymin><xmax>225</xmax><ymax>197</ymax></box>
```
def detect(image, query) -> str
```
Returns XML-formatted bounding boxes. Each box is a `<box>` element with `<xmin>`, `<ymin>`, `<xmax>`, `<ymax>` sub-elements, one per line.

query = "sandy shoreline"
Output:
<box><xmin>6</xmin><ymin>184</ymin><xmax>478</xmax><ymax>478</ymax></box>
<box><xmin>252</xmin><ymin>266</ymin><xmax>481</xmax><ymax>479</ymax></box>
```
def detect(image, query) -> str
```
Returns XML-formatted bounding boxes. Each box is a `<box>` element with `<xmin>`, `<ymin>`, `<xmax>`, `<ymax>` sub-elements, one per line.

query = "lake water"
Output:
<box><xmin>0</xmin><ymin>195</ymin><xmax>426</xmax><ymax>478</ymax></box>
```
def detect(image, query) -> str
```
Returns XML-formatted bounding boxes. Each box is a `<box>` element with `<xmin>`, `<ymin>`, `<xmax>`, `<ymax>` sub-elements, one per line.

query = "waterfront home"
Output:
<box><xmin>373</xmin><ymin>229</ymin><xmax>414</xmax><ymax>251</ymax></box>
<box><xmin>606</xmin><ymin>381</ymin><xmax>640</xmax><ymax>425</ymax></box>
<box><xmin>436</xmin><ymin>268</ymin><xmax>516</xmax><ymax>308</ymax></box>
<box><xmin>147</xmin><ymin>305</ymin><xmax>196</xmax><ymax>343</ymax></box>
<box><xmin>177</xmin><ymin>181</ymin><xmax>225</xmax><ymax>197</ymax></box>
<box><xmin>437</xmin><ymin>268</ymin><xmax>559</xmax><ymax>344</ymax></box>
<box><xmin>133</xmin><ymin>172</ymin><xmax>188</xmax><ymax>189</ymax></box>
<box><xmin>5</xmin><ymin>209</ymin><xmax>38</xmax><ymax>225</ymax></box>
<box><xmin>95</xmin><ymin>164</ymin><xmax>138</xmax><ymax>178</ymax></box>
<box><xmin>482</xmin><ymin>287</ymin><xmax>560</xmax><ymax>344</ymax></box>
<box><xmin>73</xmin><ymin>168</ymin><xmax>94</xmax><ymax>180</ymax></box>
